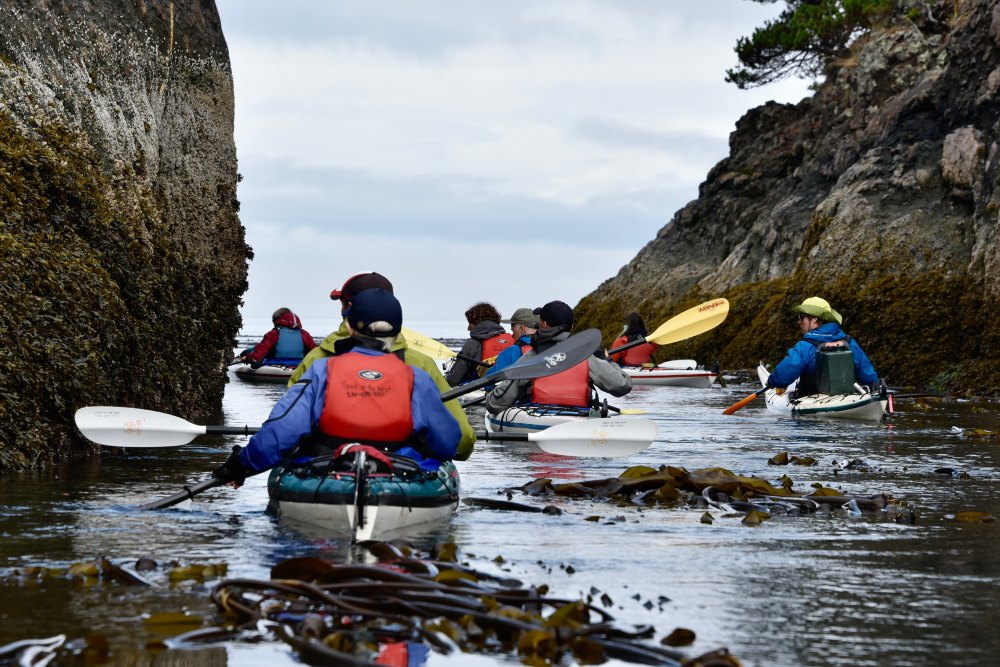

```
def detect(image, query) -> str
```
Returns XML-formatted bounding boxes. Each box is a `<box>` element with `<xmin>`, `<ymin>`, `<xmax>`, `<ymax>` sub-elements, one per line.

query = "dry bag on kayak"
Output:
<box><xmin>817</xmin><ymin>346</ymin><xmax>855</xmax><ymax>395</ymax></box>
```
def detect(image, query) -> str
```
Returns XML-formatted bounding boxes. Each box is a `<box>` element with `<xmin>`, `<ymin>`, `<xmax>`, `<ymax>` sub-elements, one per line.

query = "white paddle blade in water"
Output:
<box><xmin>74</xmin><ymin>406</ymin><xmax>206</xmax><ymax>447</ymax></box>
<box><xmin>532</xmin><ymin>418</ymin><xmax>657</xmax><ymax>457</ymax></box>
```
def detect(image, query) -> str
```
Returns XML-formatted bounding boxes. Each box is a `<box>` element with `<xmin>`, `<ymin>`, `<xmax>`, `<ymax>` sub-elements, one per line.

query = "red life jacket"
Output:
<box><xmin>619</xmin><ymin>341</ymin><xmax>656</xmax><ymax>366</ymax></box>
<box><xmin>530</xmin><ymin>359</ymin><xmax>591</xmax><ymax>407</ymax></box>
<box><xmin>318</xmin><ymin>352</ymin><xmax>414</xmax><ymax>444</ymax></box>
<box><xmin>480</xmin><ymin>332</ymin><xmax>516</xmax><ymax>361</ymax></box>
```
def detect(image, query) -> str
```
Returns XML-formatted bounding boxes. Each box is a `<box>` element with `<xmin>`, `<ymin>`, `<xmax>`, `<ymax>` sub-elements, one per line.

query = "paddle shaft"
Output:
<box><xmin>207</xmin><ymin>425</ymin><xmax>260</xmax><ymax>436</ymax></box>
<box><xmin>722</xmin><ymin>388</ymin><xmax>766</xmax><ymax>415</ymax></box>
<box><xmin>456</xmin><ymin>352</ymin><xmax>491</xmax><ymax>368</ymax></box>
<box><xmin>607</xmin><ymin>336</ymin><xmax>648</xmax><ymax>355</ymax></box>
<box><xmin>136</xmin><ymin>477</ymin><xmax>225</xmax><ymax>511</ymax></box>
<box><xmin>473</xmin><ymin>430</ymin><xmax>531</xmax><ymax>442</ymax></box>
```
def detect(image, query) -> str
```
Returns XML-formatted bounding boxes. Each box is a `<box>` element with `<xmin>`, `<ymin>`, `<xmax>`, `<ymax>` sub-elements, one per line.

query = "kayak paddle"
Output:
<box><xmin>608</xmin><ymin>298</ymin><xmax>729</xmax><ymax>355</ymax></box>
<box><xmin>74</xmin><ymin>406</ymin><xmax>260</xmax><ymax>447</ymax></box>
<box><xmin>474</xmin><ymin>417</ymin><xmax>657</xmax><ymax>457</ymax></box>
<box><xmin>76</xmin><ymin>329</ymin><xmax>602</xmax><ymax>449</ymax></box>
<box><xmin>400</xmin><ymin>326</ymin><xmax>456</xmax><ymax>361</ymax></box>
<box><xmin>722</xmin><ymin>388</ymin><xmax>767</xmax><ymax>415</ymax></box>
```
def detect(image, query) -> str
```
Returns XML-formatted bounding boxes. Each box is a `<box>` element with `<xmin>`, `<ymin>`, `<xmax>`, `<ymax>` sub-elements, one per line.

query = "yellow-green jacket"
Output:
<box><xmin>288</xmin><ymin>322</ymin><xmax>476</xmax><ymax>460</ymax></box>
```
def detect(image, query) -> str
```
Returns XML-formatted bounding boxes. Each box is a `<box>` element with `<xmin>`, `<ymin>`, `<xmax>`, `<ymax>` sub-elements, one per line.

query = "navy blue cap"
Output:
<box><xmin>347</xmin><ymin>288</ymin><xmax>402</xmax><ymax>336</ymax></box>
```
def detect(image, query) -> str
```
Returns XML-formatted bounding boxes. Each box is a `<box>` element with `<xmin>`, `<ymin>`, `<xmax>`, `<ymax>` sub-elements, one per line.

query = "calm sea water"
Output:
<box><xmin>0</xmin><ymin>346</ymin><xmax>998</xmax><ymax>666</ymax></box>
<box><xmin>239</xmin><ymin>317</ymin><xmax>468</xmax><ymax>342</ymax></box>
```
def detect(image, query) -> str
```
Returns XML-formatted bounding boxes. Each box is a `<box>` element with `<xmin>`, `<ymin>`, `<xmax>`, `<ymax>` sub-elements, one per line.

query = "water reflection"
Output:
<box><xmin>0</xmin><ymin>370</ymin><xmax>997</xmax><ymax>666</ymax></box>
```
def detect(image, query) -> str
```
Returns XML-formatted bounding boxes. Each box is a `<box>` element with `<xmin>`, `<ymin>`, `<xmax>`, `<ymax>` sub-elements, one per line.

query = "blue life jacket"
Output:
<box><xmin>273</xmin><ymin>327</ymin><xmax>305</xmax><ymax>360</ymax></box>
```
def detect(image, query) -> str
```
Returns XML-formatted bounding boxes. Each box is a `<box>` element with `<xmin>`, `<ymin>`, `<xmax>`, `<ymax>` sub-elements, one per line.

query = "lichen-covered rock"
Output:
<box><xmin>0</xmin><ymin>1</ymin><xmax>247</xmax><ymax>469</ymax></box>
<box><xmin>576</xmin><ymin>0</ymin><xmax>1000</xmax><ymax>395</ymax></box>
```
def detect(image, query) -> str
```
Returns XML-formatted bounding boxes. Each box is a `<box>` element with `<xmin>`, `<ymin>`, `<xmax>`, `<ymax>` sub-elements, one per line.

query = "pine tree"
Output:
<box><xmin>725</xmin><ymin>0</ymin><xmax>898</xmax><ymax>88</ymax></box>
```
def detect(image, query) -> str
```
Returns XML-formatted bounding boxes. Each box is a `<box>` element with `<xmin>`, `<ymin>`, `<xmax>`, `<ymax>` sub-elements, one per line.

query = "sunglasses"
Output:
<box><xmin>797</xmin><ymin>314</ymin><xmax>811</xmax><ymax>321</ymax></box>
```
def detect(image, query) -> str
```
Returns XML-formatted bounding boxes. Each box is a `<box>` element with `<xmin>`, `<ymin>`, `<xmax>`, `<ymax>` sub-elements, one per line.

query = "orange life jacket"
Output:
<box><xmin>318</xmin><ymin>352</ymin><xmax>414</xmax><ymax>444</ymax></box>
<box><xmin>530</xmin><ymin>359</ymin><xmax>591</xmax><ymax>407</ymax></box>
<box><xmin>480</xmin><ymin>332</ymin><xmax>516</xmax><ymax>361</ymax></box>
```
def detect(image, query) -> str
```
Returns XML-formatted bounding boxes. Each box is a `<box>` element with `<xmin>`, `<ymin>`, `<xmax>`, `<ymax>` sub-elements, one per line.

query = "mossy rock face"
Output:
<box><xmin>0</xmin><ymin>2</ymin><xmax>247</xmax><ymax>470</ymax></box>
<box><xmin>577</xmin><ymin>269</ymin><xmax>1000</xmax><ymax>397</ymax></box>
<box><xmin>577</xmin><ymin>0</ymin><xmax>1000</xmax><ymax>395</ymax></box>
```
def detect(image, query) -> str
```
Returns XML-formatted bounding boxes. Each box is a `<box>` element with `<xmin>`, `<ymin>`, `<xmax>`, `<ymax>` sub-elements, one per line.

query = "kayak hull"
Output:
<box><xmin>458</xmin><ymin>388</ymin><xmax>487</xmax><ymax>408</ymax></box>
<box><xmin>488</xmin><ymin>405</ymin><xmax>591</xmax><ymax>435</ymax></box>
<box><xmin>234</xmin><ymin>363</ymin><xmax>296</xmax><ymax>384</ymax></box>
<box><xmin>757</xmin><ymin>364</ymin><xmax>887</xmax><ymax>421</ymax></box>
<box><xmin>267</xmin><ymin>456</ymin><xmax>460</xmax><ymax>541</ymax></box>
<box><xmin>624</xmin><ymin>360</ymin><xmax>716</xmax><ymax>388</ymax></box>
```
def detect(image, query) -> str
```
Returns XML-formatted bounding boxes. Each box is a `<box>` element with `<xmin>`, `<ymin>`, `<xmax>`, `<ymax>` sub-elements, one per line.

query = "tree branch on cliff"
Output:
<box><xmin>725</xmin><ymin>0</ymin><xmax>897</xmax><ymax>89</ymax></box>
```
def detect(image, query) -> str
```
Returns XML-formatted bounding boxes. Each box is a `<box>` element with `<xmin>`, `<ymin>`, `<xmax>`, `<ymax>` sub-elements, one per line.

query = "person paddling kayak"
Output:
<box><xmin>213</xmin><ymin>289</ymin><xmax>462</xmax><ymax>486</ymax></box>
<box><xmin>445</xmin><ymin>302</ymin><xmax>513</xmax><ymax>387</ymax></box>
<box><xmin>484</xmin><ymin>307</ymin><xmax>539</xmax><ymax>377</ymax></box>
<box><xmin>286</xmin><ymin>271</ymin><xmax>476</xmax><ymax>460</ymax></box>
<box><xmin>609</xmin><ymin>312</ymin><xmax>656</xmax><ymax>366</ymax></box>
<box><xmin>767</xmin><ymin>296</ymin><xmax>879</xmax><ymax>397</ymax></box>
<box><xmin>236</xmin><ymin>308</ymin><xmax>317</xmax><ymax>367</ymax></box>
<box><xmin>485</xmin><ymin>300</ymin><xmax>631</xmax><ymax>414</ymax></box>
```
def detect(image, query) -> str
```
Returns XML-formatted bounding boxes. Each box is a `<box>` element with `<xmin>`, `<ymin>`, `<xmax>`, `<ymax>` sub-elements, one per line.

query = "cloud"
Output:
<box><xmin>216</xmin><ymin>0</ymin><xmax>812</xmax><ymax>328</ymax></box>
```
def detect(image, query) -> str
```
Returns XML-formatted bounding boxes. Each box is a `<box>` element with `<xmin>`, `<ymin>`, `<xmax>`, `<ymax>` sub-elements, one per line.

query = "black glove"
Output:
<box><xmin>592</xmin><ymin>347</ymin><xmax>608</xmax><ymax>361</ymax></box>
<box><xmin>213</xmin><ymin>445</ymin><xmax>247</xmax><ymax>486</ymax></box>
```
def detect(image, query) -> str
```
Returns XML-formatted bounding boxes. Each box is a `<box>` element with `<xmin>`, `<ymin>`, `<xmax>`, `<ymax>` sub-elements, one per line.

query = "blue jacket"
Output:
<box><xmin>485</xmin><ymin>335</ymin><xmax>531</xmax><ymax>378</ymax></box>
<box><xmin>239</xmin><ymin>347</ymin><xmax>461</xmax><ymax>473</ymax></box>
<box><xmin>767</xmin><ymin>322</ymin><xmax>878</xmax><ymax>390</ymax></box>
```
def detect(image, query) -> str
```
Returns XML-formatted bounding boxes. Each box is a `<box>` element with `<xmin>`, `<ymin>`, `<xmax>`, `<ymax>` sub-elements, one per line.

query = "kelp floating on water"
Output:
<box><xmin>209</xmin><ymin>541</ymin><xmax>743</xmax><ymax>666</ymax></box>
<box><xmin>512</xmin><ymin>465</ymin><xmax>916</xmax><ymax>525</ymax></box>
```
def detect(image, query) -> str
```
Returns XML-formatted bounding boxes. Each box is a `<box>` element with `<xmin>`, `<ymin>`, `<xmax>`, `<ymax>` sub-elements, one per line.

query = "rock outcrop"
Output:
<box><xmin>577</xmin><ymin>0</ymin><xmax>1000</xmax><ymax>394</ymax></box>
<box><xmin>0</xmin><ymin>1</ymin><xmax>247</xmax><ymax>469</ymax></box>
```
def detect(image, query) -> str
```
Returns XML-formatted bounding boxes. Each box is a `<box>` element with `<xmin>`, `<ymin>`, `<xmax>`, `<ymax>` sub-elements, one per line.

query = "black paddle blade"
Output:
<box><xmin>440</xmin><ymin>328</ymin><xmax>602</xmax><ymax>402</ymax></box>
<box><xmin>501</xmin><ymin>328</ymin><xmax>602</xmax><ymax>380</ymax></box>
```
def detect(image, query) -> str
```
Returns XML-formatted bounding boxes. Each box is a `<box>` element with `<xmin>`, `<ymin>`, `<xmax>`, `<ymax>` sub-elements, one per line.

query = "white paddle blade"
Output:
<box><xmin>531</xmin><ymin>418</ymin><xmax>657</xmax><ymax>457</ymax></box>
<box><xmin>74</xmin><ymin>406</ymin><xmax>206</xmax><ymax>447</ymax></box>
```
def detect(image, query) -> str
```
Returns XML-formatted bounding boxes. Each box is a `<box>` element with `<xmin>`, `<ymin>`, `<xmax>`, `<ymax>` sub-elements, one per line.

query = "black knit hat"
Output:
<box><xmin>539</xmin><ymin>300</ymin><xmax>574</xmax><ymax>327</ymax></box>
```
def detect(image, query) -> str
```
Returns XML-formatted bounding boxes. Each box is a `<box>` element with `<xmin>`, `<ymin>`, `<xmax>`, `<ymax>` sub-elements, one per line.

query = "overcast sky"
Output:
<box><xmin>214</xmin><ymin>1</ymin><xmax>811</xmax><ymax>334</ymax></box>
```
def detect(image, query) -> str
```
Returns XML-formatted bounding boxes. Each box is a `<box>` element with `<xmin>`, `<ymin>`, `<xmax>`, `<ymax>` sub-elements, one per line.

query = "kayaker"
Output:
<box><xmin>444</xmin><ymin>302</ymin><xmax>514</xmax><ymax>387</ymax></box>
<box><xmin>485</xmin><ymin>300</ymin><xmax>632</xmax><ymax>414</ymax></box>
<box><xmin>213</xmin><ymin>288</ymin><xmax>462</xmax><ymax>486</ymax></box>
<box><xmin>484</xmin><ymin>307</ymin><xmax>539</xmax><ymax>377</ymax></box>
<box><xmin>766</xmin><ymin>296</ymin><xmax>879</xmax><ymax>396</ymax></box>
<box><xmin>287</xmin><ymin>271</ymin><xmax>476</xmax><ymax>460</ymax></box>
<box><xmin>236</xmin><ymin>308</ymin><xmax>317</xmax><ymax>367</ymax></box>
<box><xmin>610</xmin><ymin>312</ymin><xmax>656</xmax><ymax>366</ymax></box>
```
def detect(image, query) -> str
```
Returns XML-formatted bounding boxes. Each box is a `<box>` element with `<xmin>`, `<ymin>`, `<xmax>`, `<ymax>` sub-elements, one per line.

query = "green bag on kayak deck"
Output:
<box><xmin>816</xmin><ymin>346</ymin><xmax>855</xmax><ymax>395</ymax></box>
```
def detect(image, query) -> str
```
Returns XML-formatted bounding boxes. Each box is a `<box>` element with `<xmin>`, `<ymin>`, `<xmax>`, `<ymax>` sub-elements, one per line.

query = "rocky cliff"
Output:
<box><xmin>577</xmin><ymin>0</ymin><xmax>1000</xmax><ymax>395</ymax></box>
<box><xmin>0</xmin><ymin>0</ymin><xmax>247</xmax><ymax>469</ymax></box>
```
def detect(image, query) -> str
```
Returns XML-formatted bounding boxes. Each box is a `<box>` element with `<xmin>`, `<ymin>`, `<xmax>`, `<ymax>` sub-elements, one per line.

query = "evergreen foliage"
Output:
<box><xmin>726</xmin><ymin>0</ymin><xmax>897</xmax><ymax>88</ymax></box>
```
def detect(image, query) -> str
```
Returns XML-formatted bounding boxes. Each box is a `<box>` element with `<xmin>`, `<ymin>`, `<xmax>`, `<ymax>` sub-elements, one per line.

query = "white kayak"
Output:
<box><xmin>624</xmin><ymin>359</ymin><xmax>717</xmax><ymax>388</ymax></box>
<box><xmin>233</xmin><ymin>363</ymin><xmax>296</xmax><ymax>384</ymax></box>
<box><xmin>757</xmin><ymin>364</ymin><xmax>887</xmax><ymax>421</ymax></box>
<box><xmin>458</xmin><ymin>387</ymin><xmax>486</xmax><ymax>408</ymax></box>
<box><xmin>487</xmin><ymin>404</ymin><xmax>592</xmax><ymax>435</ymax></box>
